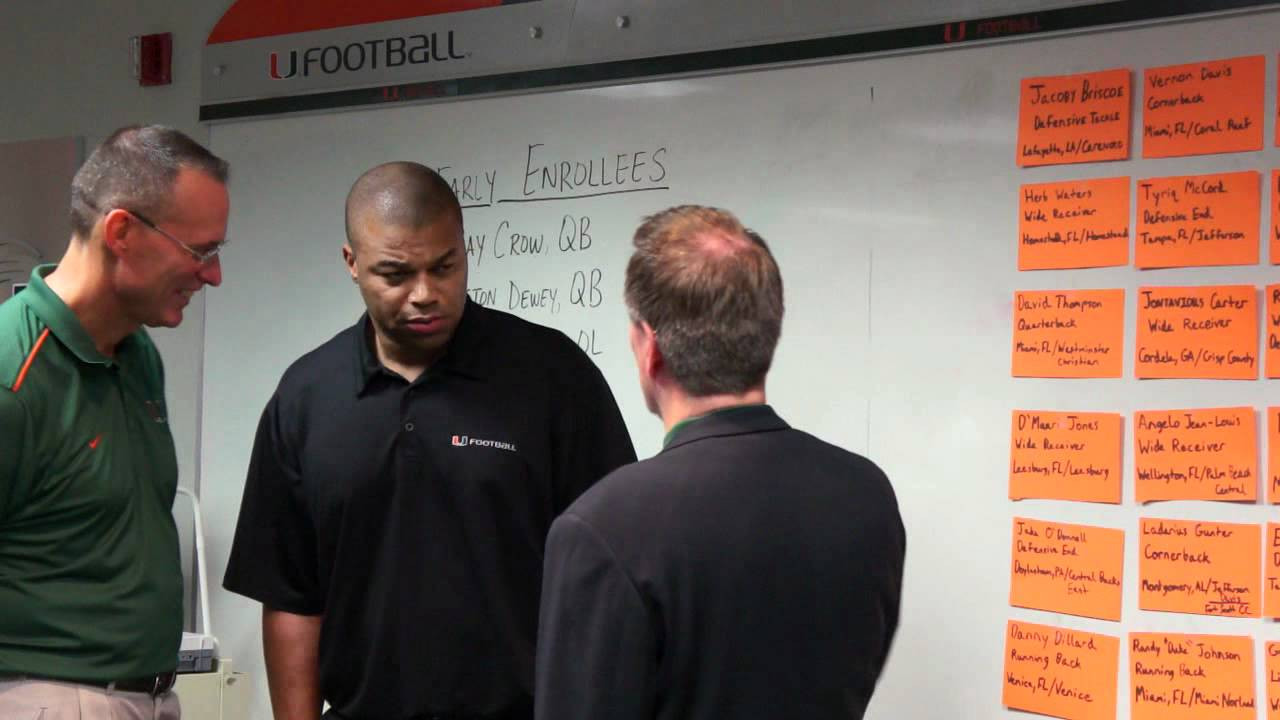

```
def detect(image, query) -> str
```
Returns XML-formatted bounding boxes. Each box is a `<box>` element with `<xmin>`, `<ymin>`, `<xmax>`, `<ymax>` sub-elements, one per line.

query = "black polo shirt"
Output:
<box><xmin>223</xmin><ymin>299</ymin><xmax>636</xmax><ymax>720</ymax></box>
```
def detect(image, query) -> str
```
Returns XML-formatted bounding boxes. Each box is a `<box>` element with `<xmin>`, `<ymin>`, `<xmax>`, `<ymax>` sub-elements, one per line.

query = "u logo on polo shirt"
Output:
<box><xmin>449</xmin><ymin>434</ymin><xmax>518</xmax><ymax>453</ymax></box>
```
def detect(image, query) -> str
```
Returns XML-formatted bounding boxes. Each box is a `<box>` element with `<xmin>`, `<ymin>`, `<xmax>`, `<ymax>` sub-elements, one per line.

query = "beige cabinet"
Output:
<box><xmin>173</xmin><ymin>659</ymin><xmax>248</xmax><ymax>720</ymax></box>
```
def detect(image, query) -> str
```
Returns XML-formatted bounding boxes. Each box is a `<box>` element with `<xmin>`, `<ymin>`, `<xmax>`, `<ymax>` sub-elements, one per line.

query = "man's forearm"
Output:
<box><xmin>263</xmin><ymin>607</ymin><xmax>324</xmax><ymax>720</ymax></box>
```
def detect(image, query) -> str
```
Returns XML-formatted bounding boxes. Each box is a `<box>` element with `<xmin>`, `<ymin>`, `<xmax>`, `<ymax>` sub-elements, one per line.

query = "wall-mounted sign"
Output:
<box><xmin>201</xmin><ymin>1</ymin><xmax>1279</xmax><ymax>121</ymax></box>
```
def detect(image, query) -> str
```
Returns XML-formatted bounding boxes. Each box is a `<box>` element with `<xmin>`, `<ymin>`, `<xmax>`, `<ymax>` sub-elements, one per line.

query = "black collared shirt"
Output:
<box><xmin>223</xmin><ymin>300</ymin><xmax>636</xmax><ymax>720</ymax></box>
<box><xmin>536</xmin><ymin>404</ymin><xmax>905</xmax><ymax>720</ymax></box>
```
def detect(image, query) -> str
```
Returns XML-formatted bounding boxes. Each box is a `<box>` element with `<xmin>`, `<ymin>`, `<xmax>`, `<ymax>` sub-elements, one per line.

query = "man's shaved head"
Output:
<box><xmin>344</xmin><ymin>162</ymin><xmax>462</xmax><ymax>251</ymax></box>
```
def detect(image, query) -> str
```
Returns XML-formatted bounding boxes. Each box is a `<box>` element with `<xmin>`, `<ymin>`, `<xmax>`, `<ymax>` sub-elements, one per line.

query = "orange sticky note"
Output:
<box><xmin>1135</xmin><ymin>172</ymin><xmax>1260</xmax><ymax>269</ymax></box>
<box><xmin>1268</xmin><ymin>285</ymin><xmax>1280</xmax><ymax>377</ymax></box>
<box><xmin>1010</xmin><ymin>517</ymin><xmax>1124</xmax><ymax>621</ymax></box>
<box><xmin>1003</xmin><ymin>620</ymin><xmax>1119</xmax><ymax>720</ymax></box>
<box><xmin>1138</xmin><ymin>518</ymin><xmax>1261</xmax><ymax>618</ymax></box>
<box><xmin>1133</xmin><ymin>408</ymin><xmax>1257</xmax><ymax>503</ymax></box>
<box><xmin>1271</xmin><ymin>171</ymin><xmax>1280</xmax><ymax>264</ymax></box>
<box><xmin>1018</xmin><ymin>68</ymin><xmax>1131</xmax><ymax>167</ymax></box>
<box><xmin>1143</xmin><ymin>55</ymin><xmax>1264</xmax><ymax>158</ymax></box>
<box><xmin>1270</xmin><ymin>408</ymin><xmax>1280</xmax><ymax>504</ymax></box>
<box><xmin>1266</xmin><ymin>524</ymin><xmax>1280</xmax><ymax>618</ymax></box>
<box><xmin>1135</xmin><ymin>285</ymin><xmax>1258</xmax><ymax>379</ymax></box>
<box><xmin>1267</xmin><ymin>641</ymin><xmax>1279</xmax><ymax>720</ymax></box>
<box><xmin>1014</xmin><ymin>290</ymin><xmax>1125</xmax><ymax>378</ymax></box>
<box><xmin>1275</xmin><ymin>53</ymin><xmax>1280</xmax><ymax>146</ymax></box>
<box><xmin>1019</xmin><ymin>178</ymin><xmax>1130</xmax><ymax>270</ymax></box>
<box><xmin>1010</xmin><ymin>410</ymin><xmax>1123</xmax><ymax>503</ymax></box>
<box><xmin>1130</xmin><ymin>633</ymin><xmax>1256</xmax><ymax>720</ymax></box>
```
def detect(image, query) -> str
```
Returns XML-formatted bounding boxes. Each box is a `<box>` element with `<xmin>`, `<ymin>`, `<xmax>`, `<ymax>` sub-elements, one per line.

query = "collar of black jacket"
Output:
<box><xmin>662</xmin><ymin>404</ymin><xmax>788</xmax><ymax>451</ymax></box>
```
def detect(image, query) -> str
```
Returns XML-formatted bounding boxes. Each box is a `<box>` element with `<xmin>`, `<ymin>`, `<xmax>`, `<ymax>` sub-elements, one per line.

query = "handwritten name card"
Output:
<box><xmin>1272</xmin><ymin>171</ymin><xmax>1280</xmax><ymax>264</ymax></box>
<box><xmin>1263</xmin><ymin>523</ymin><xmax>1280</xmax><ymax>621</ymax></box>
<box><xmin>1267</xmin><ymin>641</ymin><xmax>1279</xmax><ymax>719</ymax></box>
<box><xmin>1004</xmin><ymin>620</ymin><xmax>1119</xmax><ymax>720</ymax></box>
<box><xmin>1271</xmin><ymin>408</ymin><xmax>1280</xmax><ymax>504</ymax></box>
<box><xmin>1135</xmin><ymin>172</ymin><xmax>1259</xmax><ymax>268</ymax></box>
<box><xmin>1143</xmin><ymin>55</ymin><xmax>1264</xmax><ymax>158</ymax></box>
<box><xmin>1019</xmin><ymin>68</ymin><xmax>1131</xmax><ymax>167</ymax></box>
<box><xmin>1133</xmin><ymin>407</ymin><xmax>1257</xmax><ymax>503</ymax></box>
<box><xmin>1274</xmin><ymin>52</ymin><xmax>1280</xmax><ymax>147</ymax></box>
<box><xmin>1130</xmin><ymin>633</ymin><xmax>1256</xmax><ymax>720</ymax></box>
<box><xmin>1014</xmin><ymin>289</ymin><xmax>1124</xmax><ymax>378</ymax></box>
<box><xmin>1139</xmin><ymin>518</ymin><xmax>1261</xmax><ymax>618</ymax></box>
<box><xmin>1010</xmin><ymin>411</ymin><xmax>1123</xmax><ymax>503</ymax></box>
<box><xmin>1136</xmin><ymin>285</ymin><xmax>1258</xmax><ymax>379</ymax></box>
<box><xmin>1268</xmin><ymin>285</ymin><xmax>1279</xmax><ymax>377</ymax></box>
<box><xmin>1010</xmin><ymin>517</ymin><xmax>1124</xmax><ymax>620</ymax></box>
<box><xmin>1020</xmin><ymin>178</ymin><xmax>1129</xmax><ymax>270</ymax></box>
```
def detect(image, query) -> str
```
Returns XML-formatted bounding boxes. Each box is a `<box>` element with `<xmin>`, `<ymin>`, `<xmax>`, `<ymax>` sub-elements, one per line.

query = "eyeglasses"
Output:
<box><xmin>122</xmin><ymin>208</ymin><xmax>228</xmax><ymax>264</ymax></box>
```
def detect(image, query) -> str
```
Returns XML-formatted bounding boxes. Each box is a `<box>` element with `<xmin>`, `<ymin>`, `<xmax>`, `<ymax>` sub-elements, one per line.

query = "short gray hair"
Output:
<box><xmin>70</xmin><ymin>125</ymin><xmax>229</xmax><ymax>239</ymax></box>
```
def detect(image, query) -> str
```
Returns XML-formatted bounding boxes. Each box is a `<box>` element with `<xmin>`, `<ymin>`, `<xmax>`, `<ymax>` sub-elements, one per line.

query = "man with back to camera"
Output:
<box><xmin>535</xmin><ymin>205</ymin><xmax>907</xmax><ymax>720</ymax></box>
<box><xmin>0</xmin><ymin>125</ymin><xmax>231</xmax><ymax>719</ymax></box>
<box><xmin>222</xmin><ymin>161</ymin><xmax>637</xmax><ymax>720</ymax></box>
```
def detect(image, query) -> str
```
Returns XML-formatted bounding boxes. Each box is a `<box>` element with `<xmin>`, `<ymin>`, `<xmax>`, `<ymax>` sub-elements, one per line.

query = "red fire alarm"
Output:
<box><xmin>132</xmin><ymin>32</ymin><xmax>172</xmax><ymax>86</ymax></box>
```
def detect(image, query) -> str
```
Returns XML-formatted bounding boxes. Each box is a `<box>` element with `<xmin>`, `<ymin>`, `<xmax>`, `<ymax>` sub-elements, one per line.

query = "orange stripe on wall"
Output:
<box><xmin>208</xmin><ymin>0</ymin><xmax>506</xmax><ymax>45</ymax></box>
<box><xmin>13</xmin><ymin>328</ymin><xmax>50</xmax><ymax>393</ymax></box>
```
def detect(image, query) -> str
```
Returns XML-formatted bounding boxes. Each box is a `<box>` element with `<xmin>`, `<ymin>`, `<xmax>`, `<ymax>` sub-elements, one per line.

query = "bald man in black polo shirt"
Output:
<box><xmin>223</xmin><ymin>162</ymin><xmax>636</xmax><ymax>720</ymax></box>
<box><xmin>535</xmin><ymin>205</ymin><xmax>906</xmax><ymax>720</ymax></box>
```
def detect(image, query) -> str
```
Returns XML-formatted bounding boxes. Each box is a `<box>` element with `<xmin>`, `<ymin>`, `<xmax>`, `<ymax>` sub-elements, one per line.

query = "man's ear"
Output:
<box><xmin>100</xmin><ymin>209</ymin><xmax>134</xmax><ymax>257</ymax></box>
<box><xmin>640</xmin><ymin>322</ymin><xmax>664</xmax><ymax>379</ymax></box>
<box><xmin>341</xmin><ymin>243</ymin><xmax>359</xmax><ymax>283</ymax></box>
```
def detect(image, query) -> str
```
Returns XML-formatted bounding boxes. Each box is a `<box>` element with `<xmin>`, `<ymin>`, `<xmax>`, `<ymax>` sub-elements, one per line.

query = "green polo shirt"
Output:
<box><xmin>0</xmin><ymin>264</ymin><xmax>181</xmax><ymax>681</ymax></box>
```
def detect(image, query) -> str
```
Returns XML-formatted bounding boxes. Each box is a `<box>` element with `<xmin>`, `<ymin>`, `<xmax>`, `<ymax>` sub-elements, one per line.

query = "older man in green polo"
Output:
<box><xmin>0</xmin><ymin>125</ymin><xmax>230</xmax><ymax>720</ymax></box>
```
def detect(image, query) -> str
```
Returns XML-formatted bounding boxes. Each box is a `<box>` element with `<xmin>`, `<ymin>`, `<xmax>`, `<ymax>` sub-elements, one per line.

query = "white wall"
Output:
<box><xmin>0</xmin><ymin>137</ymin><xmax>81</xmax><ymax>290</ymax></box>
<box><xmin>0</xmin><ymin>2</ymin><xmax>233</xmax><ymax>142</ymax></box>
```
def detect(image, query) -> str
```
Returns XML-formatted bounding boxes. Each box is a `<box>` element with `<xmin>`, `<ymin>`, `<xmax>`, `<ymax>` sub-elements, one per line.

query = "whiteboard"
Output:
<box><xmin>204</xmin><ymin>10</ymin><xmax>1280</xmax><ymax>719</ymax></box>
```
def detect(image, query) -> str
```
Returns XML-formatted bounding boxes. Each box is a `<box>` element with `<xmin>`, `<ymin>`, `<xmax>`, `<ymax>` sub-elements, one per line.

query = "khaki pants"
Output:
<box><xmin>0</xmin><ymin>678</ymin><xmax>180</xmax><ymax>719</ymax></box>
